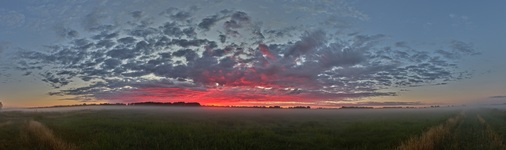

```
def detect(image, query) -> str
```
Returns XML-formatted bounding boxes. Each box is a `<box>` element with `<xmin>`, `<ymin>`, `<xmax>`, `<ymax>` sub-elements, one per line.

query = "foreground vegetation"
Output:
<box><xmin>1</xmin><ymin>106</ymin><xmax>504</xmax><ymax>149</ymax></box>
<box><xmin>396</xmin><ymin>109</ymin><xmax>506</xmax><ymax>150</ymax></box>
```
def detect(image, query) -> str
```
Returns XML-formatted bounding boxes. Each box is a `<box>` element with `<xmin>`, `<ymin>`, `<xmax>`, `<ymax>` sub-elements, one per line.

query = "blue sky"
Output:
<box><xmin>0</xmin><ymin>0</ymin><xmax>504</xmax><ymax>107</ymax></box>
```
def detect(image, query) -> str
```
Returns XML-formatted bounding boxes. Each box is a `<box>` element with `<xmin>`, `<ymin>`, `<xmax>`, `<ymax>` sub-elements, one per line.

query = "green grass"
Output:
<box><xmin>0</xmin><ymin>107</ymin><xmax>460</xmax><ymax>150</ymax></box>
<box><xmin>0</xmin><ymin>111</ymin><xmax>33</xmax><ymax>150</ymax></box>
<box><xmin>451</xmin><ymin>111</ymin><xmax>490</xmax><ymax>149</ymax></box>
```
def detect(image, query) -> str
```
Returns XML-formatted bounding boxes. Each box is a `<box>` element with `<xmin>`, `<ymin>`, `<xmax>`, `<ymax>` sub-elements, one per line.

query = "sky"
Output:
<box><xmin>0</xmin><ymin>0</ymin><xmax>505</xmax><ymax>108</ymax></box>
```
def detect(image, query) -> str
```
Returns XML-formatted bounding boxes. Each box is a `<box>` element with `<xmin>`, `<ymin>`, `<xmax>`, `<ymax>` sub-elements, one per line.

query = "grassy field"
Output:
<box><xmin>1</xmin><ymin>106</ymin><xmax>503</xmax><ymax>150</ymax></box>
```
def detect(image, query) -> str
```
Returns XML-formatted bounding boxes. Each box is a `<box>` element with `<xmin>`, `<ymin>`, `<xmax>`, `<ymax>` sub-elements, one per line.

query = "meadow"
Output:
<box><xmin>0</xmin><ymin>106</ymin><xmax>504</xmax><ymax>150</ymax></box>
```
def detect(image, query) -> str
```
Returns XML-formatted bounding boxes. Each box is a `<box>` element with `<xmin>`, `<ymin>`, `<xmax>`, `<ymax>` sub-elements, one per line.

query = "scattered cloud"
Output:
<box><xmin>0</xmin><ymin>9</ymin><xmax>25</xmax><ymax>28</ymax></box>
<box><xmin>12</xmin><ymin>2</ymin><xmax>479</xmax><ymax>106</ymax></box>
<box><xmin>451</xmin><ymin>40</ymin><xmax>480</xmax><ymax>55</ymax></box>
<box><xmin>82</xmin><ymin>9</ymin><xmax>112</xmax><ymax>31</ymax></box>
<box><xmin>449</xmin><ymin>13</ymin><xmax>472</xmax><ymax>27</ymax></box>
<box><xmin>53</xmin><ymin>24</ymin><xmax>79</xmax><ymax>39</ymax></box>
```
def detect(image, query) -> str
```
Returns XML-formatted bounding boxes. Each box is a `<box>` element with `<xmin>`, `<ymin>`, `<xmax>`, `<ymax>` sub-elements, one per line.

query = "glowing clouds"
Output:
<box><xmin>259</xmin><ymin>44</ymin><xmax>276</xmax><ymax>61</ymax></box>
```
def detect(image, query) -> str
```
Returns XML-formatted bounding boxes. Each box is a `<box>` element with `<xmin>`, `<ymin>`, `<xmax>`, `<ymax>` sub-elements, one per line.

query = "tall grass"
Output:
<box><xmin>396</xmin><ymin>112</ymin><xmax>462</xmax><ymax>150</ymax></box>
<box><xmin>21</xmin><ymin>120</ymin><xmax>76</xmax><ymax>150</ymax></box>
<box><xmin>0</xmin><ymin>108</ymin><xmax>461</xmax><ymax>149</ymax></box>
<box><xmin>477</xmin><ymin>114</ymin><xmax>505</xmax><ymax>149</ymax></box>
<box><xmin>0</xmin><ymin>121</ymin><xmax>12</xmax><ymax>127</ymax></box>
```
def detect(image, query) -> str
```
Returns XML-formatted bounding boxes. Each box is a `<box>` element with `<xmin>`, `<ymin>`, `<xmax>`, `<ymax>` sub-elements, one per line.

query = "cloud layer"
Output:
<box><xmin>16</xmin><ymin>6</ymin><xmax>477</xmax><ymax>106</ymax></box>
<box><xmin>489</xmin><ymin>96</ymin><xmax>506</xmax><ymax>99</ymax></box>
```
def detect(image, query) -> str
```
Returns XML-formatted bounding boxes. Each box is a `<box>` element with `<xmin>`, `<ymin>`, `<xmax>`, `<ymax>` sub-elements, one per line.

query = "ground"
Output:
<box><xmin>0</xmin><ymin>106</ymin><xmax>505</xmax><ymax>150</ymax></box>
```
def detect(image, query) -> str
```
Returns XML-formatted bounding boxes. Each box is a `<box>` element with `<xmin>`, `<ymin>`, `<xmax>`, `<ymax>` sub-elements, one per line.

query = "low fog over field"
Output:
<box><xmin>2</xmin><ymin>104</ymin><xmax>467</xmax><ymax>115</ymax></box>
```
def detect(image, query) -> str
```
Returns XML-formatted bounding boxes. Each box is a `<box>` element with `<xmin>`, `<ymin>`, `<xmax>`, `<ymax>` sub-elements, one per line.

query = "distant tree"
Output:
<box><xmin>289</xmin><ymin>106</ymin><xmax>311</xmax><ymax>109</ymax></box>
<box><xmin>0</xmin><ymin>102</ymin><xmax>2</xmax><ymax>110</ymax></box>
<box><xmin>185</xmin><ymin>102</ymin><xmax>201</xmax><ymax>106</ymax></box>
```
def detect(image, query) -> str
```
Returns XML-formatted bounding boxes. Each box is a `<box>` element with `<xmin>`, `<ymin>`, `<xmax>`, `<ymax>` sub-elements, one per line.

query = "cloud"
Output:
<box><xmin>223</xmin><ymin>11</ymin><xmax>251</xmax><ymax>34</ymax></box>
<box><xmin>489</xmin><ymin>96</ymin><xmax>506</xmax><ymax>99</ymax></box>
<box><xmin>0</xmin><ymin>42</ymin><xmax>9</xmax><ymax>54</ymax></box>
<box><xmin>450</xmin><ymin>40</ymin><xmax>480</xmax><ymax>55</ymax></box>
<box><xmin>356</xmin><ymin>101</ymin><xmax>424</xmax><ymax>106</ymax></box>
<box><xmin>285</xmin><ymin>0</ymin><xmax>368</xmax><ymax>21</ymax></box>
<box><xmin>198</xmin><ymin>15</ymin><xmax>220</xmax><ymax>30</ymax></box>
<box><xmin>0</xmin><ymin>9</ymin><xmax>25</xmax><ymax>28</ymax></box>
<box><xmin>82</xmin><ymin>9</ymin><xmax>111</xmax><ymax>31</ymax></box>
<box><xmin>435</xmin><ymin>49</ymin><xmax>457</xmax><ymax>59</ymax></box>
<box><xmin>160</xmin><ymin>6</ymin><xmax>198</xmax><ymax>21</ymax></box>
<box><xmin>449</xmin><ymin>13</ymin><xmax>472</xmax><ymax>26</ymax></box>
<box><xmin>14</xmin><ymin>7</ymin><xmax>478</xmax><ymax>105</ymax></box>
<box><xmin>54</xmin><ymin>24</ymin><xmax>79</xmax><ymax>39</ymax></box>
<box><xmin>284</xmin><ymin>31</ymin><xmax>326</xmax><ymax>58</ymax></box>
<box><xmin>434</xmin><ymin>40</ymin><xmax>480</xmax><ymax>60</ymax></box>
<box><xmin>172</xmin><ymin>11</ymin><xmax>192</xmax><ymax>21</ymax></box>
<box><xmin>130</xmin><ymin>11</ymin><xmax>144</xmax><ymax>19</ymax></box>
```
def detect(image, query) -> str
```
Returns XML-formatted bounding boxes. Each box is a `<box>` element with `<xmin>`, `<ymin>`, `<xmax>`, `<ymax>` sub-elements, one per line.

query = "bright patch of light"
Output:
<box><xmin>255</xmin><ymin>86</ymin><xmax>272</xmax><ymax>90</ymax></box>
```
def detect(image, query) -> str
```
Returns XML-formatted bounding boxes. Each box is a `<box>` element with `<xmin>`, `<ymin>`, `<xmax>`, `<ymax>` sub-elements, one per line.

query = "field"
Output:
<box><xmin>0</xmin><ymin>106</ymin><xmax>505</xmax><ymax>150</ymax></box>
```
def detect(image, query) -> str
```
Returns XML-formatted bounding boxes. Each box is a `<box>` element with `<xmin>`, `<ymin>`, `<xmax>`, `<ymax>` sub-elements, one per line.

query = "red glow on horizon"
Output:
<box><xmin>106</xmin><ymin>86</ymin><xmax>332</xmax><ymax>107</ymax></box>
<box><xmin>103</xmin><ymin>44</ymin><xmax>327</xmax><ymax>107</ymax></box>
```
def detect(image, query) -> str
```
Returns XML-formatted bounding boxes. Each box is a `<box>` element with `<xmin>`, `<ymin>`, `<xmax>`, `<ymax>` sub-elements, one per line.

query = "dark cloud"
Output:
<box><xmin>197</xmin><ymin>9</ymin><xmax>238</xmax><ymax>31</ymax></box>
<box><xmin>394</xmin><ymin>41</ymin><xmax>410</xmax><ymax>48</ymax></box>
<box><xmin>223</xmin><ymin>11</ymin><xmax>251</xmax><ymax>34</ymax></box>
<box><xmin>130</xmin><ymin>11</ymin><xmax>144</xmax><ymax>19</ymax></box>
<box><xmin>198</xmin><ymin>15</ymin><xmax>219</xmax><ymax>30</ymax></box>
<box><xmin>219</xmin><ymin>35</ymin><xmax>227</xmax><ymax>43</ymax></box>
<box><xmin>171</xmin><ymin>11</ymin><xmax>192</xmax><ymax>21</ymax></box>
<box><xmin>489</xmin><ymin>96</ymin><xmax>506</xmax><ymax>99</ymax></box>
<box><xmin>118</xmin><ymin>37</ymin><xmax>136</xmax><ymax>44</ymax></box>
<box><xmin>231</xmin><ymin>11</ymin><xmax>250</xmax><ymax>22</ymax></box>
<box><xmin>284</xmin><ymin>31</ymin><xmax>326</xmax><ymax>57</ymax></box>
<box><xmin>40</xmin><ymin>72</ymin><xmax>72</xmax><ymax>88</ymax></box>
<box><xmin>172</xmin><ymin>49</ymin><xmax>191</xmax><ymax>57</ymax></box>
